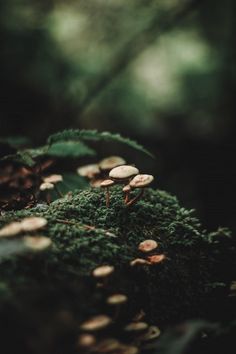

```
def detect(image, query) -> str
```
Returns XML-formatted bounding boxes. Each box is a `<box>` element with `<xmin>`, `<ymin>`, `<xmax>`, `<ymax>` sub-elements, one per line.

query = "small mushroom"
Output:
<box><xmin>39</xmin><ymin>182</ymin><xmax>54</xmax><ymax>204</ymax></box>
<box><xmin>80</xmin><ymin>315</ymin><xmax>112</xmax><ymax>331</ymax></box>
<box><xmin>43</xmin><ymin>174</ymin><xmax>63</xmax><ymax>184</ymax></box>
<box><xmin>77</xmin><ymin>334</ymin><xmax>96</xmax><ymax>348</ymax></box>
<box><xmin>147</xmin><ymin>254</ymin><xmax>166</xmax><ymax>264</ymax></box>
<box><xmin>77</xmin><ymin>164</ymin><xmax>100</xmax><ymax>179</ymax></box>
<box><xmin>94</xmin><ymin>338</ymin><xmax>121</xmax><ymax>352</ymax></box>
<box><xmin>124</xmin><ymin>322</ymin><xmax>148</xmax><ymax>333</ymax></box>
<box><xmin>90</xmin><ymin>178</ymin><xmax>104</xmax><ymax>188</ymax></box>
<box><xmin>21</xmin><ymin>217</ymin><xmax>47</xmax><ymax>232</ymax></box>
<box><xmin>127</xmin><ymin>174</ymin><xmax>154</xmax><ymax>206</ymax></box>
<box><xmin>100</xmin><ymin>179</ymin><xmax>115</xmax><ymax>207</ymax></box>
<box><xmin>99</xmin><ymin>156</ymin><xmax>126</xmax><ymax>171</ymax></box>
<box><xmin>0</xmin><ymin>222</ymin><xmax>22</xmax><ymax>238</ymax></box>
<box><xmin>130</xmin><ymin>258</ymin><xmax>151</xmax><ymax>267</ymax></box>
<box><xmin>123</xmin><ymin>184</ymin><xmax>131</xmax><ymax>204</ymax></box>
<box><xmin>139</xmin><ymin>325</ymin><xmax>161</xmax><ymax>341</ymax></box>
<box><xmin>23</xmin><ymin>236</ymin><xmax>52</xmax><ymax>251</ymax></box>
<box><xmin>106</xmin><ymin>294</ymin><xmax>128</xmax><ymax>305</ymax></box>
<box><xmin>138</xmin><ymin>240</ymin><xmax>158</xmax><ymax>253</ymax></box>
<box><xmin>92</xmin><ymin>265</ymin><xmax>114</xmax><ymax>278</ymax></box>
<box><xmin>109</xmin><ymin>165</ymin><xmax>139</xmax><ymax>183</ymax></box>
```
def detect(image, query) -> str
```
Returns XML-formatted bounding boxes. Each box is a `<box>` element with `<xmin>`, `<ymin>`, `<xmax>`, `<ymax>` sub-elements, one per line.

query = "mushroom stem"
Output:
<box><xmin>124</xmin><ymin>191</ymin><xmax>130</xmax><ymax>204</ymax></box>
<box><xmin>105</xmin><ymin>187</ymin><xmax>110</xmax><ymax>207</ymax></box>
<box><xmin>54</xmin><ymin>185</ymin><xmax>63</xmax><ymax>198</ymax></box>
<box><xmin>126</xmin><ymin>189</ymin><xmax>144</xmax><ymax>207</ymax></box>
<box><xmin>46</xmin><ymin>192</ymin><xmax>51</xmax><ymax>205</ymax></box>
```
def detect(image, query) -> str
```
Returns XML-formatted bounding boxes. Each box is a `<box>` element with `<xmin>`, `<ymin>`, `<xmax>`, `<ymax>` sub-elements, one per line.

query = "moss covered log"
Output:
<box><xmin>0</xmin><ymin>186</ymin><xmax>235</xmax><ymax>353</ymax></box>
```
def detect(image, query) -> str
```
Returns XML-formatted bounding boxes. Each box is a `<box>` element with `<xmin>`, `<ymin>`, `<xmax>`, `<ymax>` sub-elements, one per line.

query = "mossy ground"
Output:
<box><xmin>0</xmin><ymin>186</ymin><xmax>235</xmax><ymax>353</ymax></box>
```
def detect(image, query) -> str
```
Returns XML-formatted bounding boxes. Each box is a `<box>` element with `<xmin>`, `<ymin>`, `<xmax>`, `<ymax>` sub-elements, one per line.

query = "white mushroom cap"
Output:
<box><xmin>77</xmin><ymin>334</ymin><xmax>96</xmax><ymax>347</ymax></box>
<box><xmin>23</xmin><ymin>236</ymin><xmax>52</xmax><ymax>251</ymax></box>
<box><xmin>147</xmin><ymin>254</ymin><xmax>166</xmax><ymax>264</ymax></box>
<box><xmin>99</xmin><ymin>156</ymin><xmax>126</xmax><ymax>170</ymax></box>
<box><xmin>109</xmin><ymin>165</ymin><xmax>139</xmax><ymax>180</ymax></box>
<box><xmin>77</xmin><ymin>164</ymin><xmax>100</xmax><ymax>178</ymax></box>
<box><xmin>107</xmin><ymin>294</ymin><xmax>128</xmax><ymax>305</ymax></box>
<box><xmin>0</xmin><ymin>222</ymin><xmax>22</xmax><ymax>237</ymax></box>
<box><xmin>40</xmin><ymin>182</ymin><xmax>54</xmax><ymax>191</ymax></box>
<box><xmin>80</xmin><ymin>315</ymin><xmax>112</xmax><ymax>331</ymax></box>
<box><xmin>130</xmin><ymin>258</ymin><xmax>151</xmax><ymax>267</ymax></box>
<box><xmin>21</xmin><ymin>217</ymin><xmax>47</xmax><ymax>232</ymax></box>
<box><xmin>129</xmin><ymin>174</ymin><xmax>154</xmax><ymax>188</ymax></box>
<box><xmin>43</xmin><ymin>174</ymin><xmax>63</xmax><ymax>184</ymax></box>
<box><xmin>100</xmin><ymin>179</ymin><xmax>115</xmax><ymax>188</ymax></box>
<box><xmin>138</xmin><ymin>240</ymin><xmax>158</xmax><ymax>253</ymax></box>
<box><xmin>92</xmin><ymin>265</ymin><xmax>114</xmax><ymax>278</ymax></box>
<box><xmin>124</xmin><ymin>322</ymin><xmax>148</xmax><ymax>332</ymax></box>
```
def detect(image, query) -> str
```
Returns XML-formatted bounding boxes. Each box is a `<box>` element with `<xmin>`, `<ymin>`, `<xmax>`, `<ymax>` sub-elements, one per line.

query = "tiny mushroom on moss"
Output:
<box><xmin>23</xmin><ymin>236</ymin><xmax>52</xmax><ymax>252</ymax></box>
<box><xmin>124</xmin><ymin>322</ymin><xmax>148</xmax><ymax>333</ymax></box>
<box><xmin>130</xmin><ymin>258</ymin><xmax>151</xmax><ymax>267</ymax></box>
<box><xmin>109</xmin><ymin>165</ymin><xmax>139</xmax><ymax>184</ymax></box>
<box><xmin>127</xmin><ymin>174</ymin><xmax>154</xmax><ymax>206</ymax></box>
<box><xmin>92</xmin><ymin>265</ymin><xmax>114</xmax><ymax>278</ymax></box>
<box><xmin>138</xmin><ymin>239</ymin><xmax>158</xmax><ymax>253</ymax></box>
<box><xmin>80</xmin><ymin>315</ymin><xmax>112</xmax><ymax>331</ymax></box>
<box><xmin>0</xmin><ymin>222</ymin><xmax>22</xmax><ymax>238</ymax></box>
<box><xmin>107</xmin><ymin>294</ymin><xmax>128</xmax><ymax>305</ymax></box>
<box><xmin>139</xmin><ymin>325</ymin><xmax>161</xmax><ymax>342</ymax></box>
<box><xmin>77</xmin><ymin>164</ymin><xmax>100</xmax><ymax>179</ymax></box>
<box><xmin>147</xmin><ymin>254</ymin><xmax>166</xmax><ymax>264</ymax></box>
<box><xmin>39</xmin><ymin>182</ymin><xmax>54</xmax><ymax>204</ymax></box>
<box><xmin>100</xmin><ymin>179</ymin><xmax>115</xmax><ymax>207</ymax></box>
<box><xmin>21</xmin><ymin>217</ymin><xmax>47</xmax><ymax>232</ymax></box>
<box><xmin>99</xmin><ymin>156</ymin><xmax>126</xmax><ymax>171</ymax></box>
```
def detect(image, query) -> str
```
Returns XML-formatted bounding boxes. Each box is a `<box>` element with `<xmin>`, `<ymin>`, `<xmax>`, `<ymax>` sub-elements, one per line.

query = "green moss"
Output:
<box><xmin>0</xmin><ymin>186</ymin><xmax>235</xmax><ymax>330</ymax></box>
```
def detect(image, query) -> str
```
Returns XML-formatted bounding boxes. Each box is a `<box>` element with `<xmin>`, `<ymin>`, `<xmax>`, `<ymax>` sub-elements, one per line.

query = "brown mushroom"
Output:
<box><xmin>147</xmin><ymin>254</ymin><xmax>166</xmax><ymax>264</ymax></box>
<box><xmin>138</xmin><ymin>239</ymin><xmax>158</xmax><ymax>253</ymax></box>
<box><xmin>124</xmin><ymin>322</ymin><xmax>148</xmax><ymax>332</ymax></box>
<box><xmin>109</xmin><ymin>165</ymin><xmax>139</xmax><ymax>183</ymax></box>
<box><xmin>127</xmin><ymin>174</ymin><xmax>154</xmax><ymax>206</ymax></box>
<box><xmin>106</xmin><ymin>294</ymin><xmax>128</xmax><ymax>305</ymax></box>
<box><xmin>80</xmin><ymin>315</ymin><xmax>112</xmax><ymax>331</ymax></box>
<box><xmin>21</xmin><ymin>217</ymin><xmax>47</xmax><ymax>232</ymax></box>
<box><xmin>0</xmin><ymin>222</ymin><xmax>22</xmax><ymax>238</ymax></box>
<box><xmin>123</xmin><ymin>184</ymin><xmax>131</xmax><ymax>204</ymax></box>
<box><xmin>92</xmin><ymin>265</ymin><xmax>114</xmax><ymax>278</ymax></box>
<box><xmin>77</xmin><ymin>164</ymin><xmax>100</xmax><ymax>179</ymax></box>
<box><xmin>130</xmin><ymin>258</ymin><xmax>151</xmax><ymax>267</ymax></box>
<box><xmin>100</xmin><ymin>179</ymin><xmax>115</xmax><ymax>207</ymax></box>
<box><xmin>99</xmin><ymin>156</ymin><xmax>126</xmax><ymax>171</ymax></box>
<box><xmin>40</xmin><ymin>182</ymin><xmax>54</xmax><ymax>203</ymax></box>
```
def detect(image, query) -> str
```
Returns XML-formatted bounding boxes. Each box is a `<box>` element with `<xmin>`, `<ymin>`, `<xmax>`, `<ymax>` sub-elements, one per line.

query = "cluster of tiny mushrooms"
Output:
<box><xmin>77</xmin><ymin>156</ymin><xmax>154</xmax><ymax>207</ymax></box>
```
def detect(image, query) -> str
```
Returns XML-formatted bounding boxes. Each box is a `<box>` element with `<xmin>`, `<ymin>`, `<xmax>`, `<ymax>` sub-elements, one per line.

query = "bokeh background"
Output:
<box><xmin>0</xmin><ymin>0</ymin><xmax>235</xmax><ymax>232</ymax></box>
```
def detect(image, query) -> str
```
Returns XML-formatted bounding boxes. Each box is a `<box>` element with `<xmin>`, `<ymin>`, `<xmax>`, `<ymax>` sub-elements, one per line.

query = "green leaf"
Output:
<box><xmin>47</xmin><ymin>129</ymin><xmax>154</xmax><ymax>158</ymax></box>
<box><xmin>47</xmin><ymin>141</ymin><xmax>95</xmax><ymax>157</ymax></box>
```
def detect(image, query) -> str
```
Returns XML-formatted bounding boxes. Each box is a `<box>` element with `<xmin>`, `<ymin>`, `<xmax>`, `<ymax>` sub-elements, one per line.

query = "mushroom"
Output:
<box><xmin>43</xmin><ymin>174</ymin><xmax>63</xmax><ymax>197</ymax></box>
<box><xmin>126</xmin><ymin>174</ymin><xmax>154</xmax><ymax>206</ymax></box>
<box><xmin>124</xmin><ymin>322</ymin><xmax>148</xmax><ymax>333</ymax></box>
<box><xmin>130</xmin><ymin>258</ymin><xmax>151</xmax><ymax>267</ymax></box>
<box><xmin>106</xmin><ymin>294</ymin><xmax>128</xmax><ymax>305</ymax></box>
<box><xmin>123</xmin><ymin>184</ymin><xmax>131</xmax><ymax>204</ymax></box>
<box><xmin>147</xmin><ymin>254</ymin><xmax>166</xmax><ymax>264</ymax></box>
<box><xmin>0</xmin><ymin>222</ymin><xmax>22</xmax><ymax>238</ymax></box>
<box><xmin>99</xmin><ymin>156</ymin><xmax>126</xmax><ymax>171</ymax></box>
<box><xmin>77</xmin><ymin>334</ymin><xmax>96</xmax><ymax>348</ymax></box>
<box><xmin>77</xmin><ymin>164</ymin><xmax>100</xmax><ymax>179</ymax></box>
<box><xmin>139</xmin><ymin>325</ymin><xmax>161</xmax><ymax>342</ymax></box>
<box><xmin>40</xmin><ymin>182</ymin><xmax>54</xmax><ymax>204</ymax></box>
<box><xmin>94</xmin><ymin>338</ymin><xmax>121</xmax><ymax>352</ymax></box>
<box><xmin>21</xmin><ymin>217</ymin><xmax>47</xmax><ymax>232</ymax></box>
<box><xmin>23</xmin><ymin>235</ymin><xmax>52</xmax><ymax>251</ymax></box>
<box><xmin>138</xmin><ymin>240</ymin><xmax>158</xmax><ymax>253</ymax></box>
<box><xmin>80</xmin><ymin>315</ymin><xmax>112</xmax><ymax>331</ymax></box>
<box><xmin>92</xmin><ymin>265</ymin><xmax>114</xmax><ymax>278</ymax></box>
<box><xmin>109</xmin><ymin>165</ymin><xmax>139</xmax><ymax>184</ymax></box>
<box><xmin>118</xmin><ymin>345</ymin><xmax>139</xmax><ymax>354</ymax></box>
<box><xmin>100</xmin><ymin>179</ymin><xmax>115</xmax><ymax>207</ymax></box>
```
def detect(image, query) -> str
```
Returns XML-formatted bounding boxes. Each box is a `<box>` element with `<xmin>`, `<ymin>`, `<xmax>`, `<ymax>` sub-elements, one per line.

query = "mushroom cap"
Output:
<box><xmin>107</xmin><ymin>294</ymin><xmax>128</xmax><ymax>305</ymax></box>
<box><xmin>77</xmin><ymin>334</ymin><xmax>96</xmax><ymax>347</ymax></box>
<box><xmin>147</xmin><ymin>254</ymin><xmax>166</xmax><ymax>264</ymax></box>
<box><xmin>123</xmin><ymin>185</ymin><xmax>131</xmax><ymax>192</ymax></box>
<box><xmin>94</xmin><ymin>338</ymin><xmax>121</xmax><ymax>352</ymax></box>
<box><xmin>0</xmin><ymin>222</ymin><xmax>22</xmax><ymax>237</ymax></box>
<box><xmin>23</xmin><ymin>236</ymin><xmax>52</xmax><ymax>251</ymax></box>
<box><xmin>139</xmin><ymin>326</ymin><xmax>161</xmax><ymax>341</ymax></box>
<box><xmin>124</xmin><ymin>322</ymin><xmax>148</xmax><ymax>332</ymax></box>
<box><xmin>43</xmin><ymin>174</ymin><xmax>63</xmax><ymax>184</ymax></box>
<box><xmin>90</xmin><ymin>179</ymin><xmax>104</xmax><ymax>188</ymax></box>
<box><xmin>130</xmin><ymin>258</ymin><xmax>151</xmax><ymax>267</ymax></box>
<box><xmin>99</xmin><ymin>156</ymin><xmax>126</xmax><ymax>170</ymax></box>
<box><xmin>21</xmin><ymin>217</ymin><xmax>47</xmax><ymax>232</ymax></box>
<box><xmin>92</xmin><ymin>265</ymin><xmax>114</xmax><ymax>278</ymax></box>
<box><xmin>109</xmin><ymin>165</ymin><xmax>139</xmax><ymax>180</ymax></box>
<box><xmin>40</xmin><ymin>182</ymin><xmax>54</xmax><ymax>191</ymax></box>
<box><xmin>138</xmin><ymin>240</ymin><xmax>158</xmax><ymax>253</ymax></box>
<box><xmin>80</xmin><ymin>315</ymin><xmax>112</xmax><ymax>331</ymax></box>
<box><xmin>129</xmin><ymin>174</ymin><xmax>154</xmax><ymax>188</ymax></box>
<box><xmin>77</xmin><ymin>164</ymin><xmax>100</xmax><ymax>178</ymax></box>
<box><xmin>100</xmin><ymin>179</ymin><xmax>115</xmax><ymax>188</ymax></box>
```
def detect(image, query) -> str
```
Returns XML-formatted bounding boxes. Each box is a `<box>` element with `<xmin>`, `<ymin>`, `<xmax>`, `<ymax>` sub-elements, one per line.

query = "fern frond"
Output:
<box><xmin>47</xmin><ymin>141</ymin><xmax>95</xmax><ymax>157</ymax></box>
<box><xmin>48</xmin><ymin>129</ymin><xmax>154</xmax><ymax>158</ymax></box>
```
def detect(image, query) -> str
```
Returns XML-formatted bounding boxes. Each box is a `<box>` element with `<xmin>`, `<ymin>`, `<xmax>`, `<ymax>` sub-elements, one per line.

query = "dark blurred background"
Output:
<box><xmin>0</xmin><ymin>0</ymin><xmax>235</xmax><ymax>232</ymax></box>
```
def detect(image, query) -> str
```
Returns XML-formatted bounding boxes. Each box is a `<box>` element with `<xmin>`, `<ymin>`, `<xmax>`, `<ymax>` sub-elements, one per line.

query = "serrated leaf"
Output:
<box><xmin>47</xmin><ymin>129</ymin><xmax>154</xmax><ymax>158</ymax></box>
<box><xmin>47</xmin><ymin>141</ymin><xmax>95</xmax><ymax>157</ymax></box>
